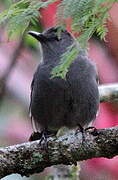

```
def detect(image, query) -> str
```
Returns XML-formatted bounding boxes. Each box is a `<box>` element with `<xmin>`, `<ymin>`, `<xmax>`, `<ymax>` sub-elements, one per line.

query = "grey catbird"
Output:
<box><xmin>28</xmin><ymin>27</ymin><xmax>99</xmax><ymax>141</ymax></box>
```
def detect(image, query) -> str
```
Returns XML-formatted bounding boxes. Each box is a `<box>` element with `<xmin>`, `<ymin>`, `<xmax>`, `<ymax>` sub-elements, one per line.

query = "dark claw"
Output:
<box><xmin>29</xmin><ymin>130</ymin><xmax>55</xmax><ymax>150</ymax></box>
<box><xmin>75</xmin><ymin>124</ymin><xmax>84</xmax><ymax>135</ymax></box>
<box><xmin>75</xmin><ymin>124</ymin><xmax>85</xmax><ymax>143</ymax></box>
<box><xmin>85</xmin><ymin>126</ymin><xmax>98</xmax><ymax>136</ymax></box>
<box><xmin>29</xmin><ymin>131</ymin><xmax>48</xmax><ymax>150</ymax></box>
<box><xmin>39</xmin><ymin>131</ymin><xmax>48</xmax><ymax>150</ymax></box>
<box><xmin>29</xmin><ymin>131</ymin><xmax>48</xmax><ymax>149</ymax></box>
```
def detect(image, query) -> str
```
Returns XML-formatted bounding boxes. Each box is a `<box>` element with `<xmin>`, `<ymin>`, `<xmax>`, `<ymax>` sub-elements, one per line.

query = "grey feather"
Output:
<box><xmin>29</xmin><ymin>27</ymin><xmax>99</xmax><ymax>134</ymax></box>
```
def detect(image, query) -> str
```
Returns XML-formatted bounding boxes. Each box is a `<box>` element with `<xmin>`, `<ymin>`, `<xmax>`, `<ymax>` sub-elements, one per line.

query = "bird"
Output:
<box><xmin>28</xmin><ymin>27</ymin><xmax>99</xmax><ymax>141</ymax></box>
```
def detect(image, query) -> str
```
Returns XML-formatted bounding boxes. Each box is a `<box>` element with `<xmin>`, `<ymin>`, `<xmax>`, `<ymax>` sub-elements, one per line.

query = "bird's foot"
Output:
<box><xmin>29</xmin><ymin>132</ymin><xmax>42</xmax><ymax>141</ymax></box>
<box><xmin>75</xmin><ymin>124</ymin><xmax>85</xmax><ymax>143</ymax></box>
<box><xmin>85</xmin><ymin>126</ymin><xmax>98</xmax><ymax>136</ymax></box>
<box><xmin>29</xmin><ymin>130</ymin><xmax>53</xmax><ymax>150</ymax></box>
<box><xmin>75</xmin><ymin>124</ymin><xmax>84</xmax><ymax>134</ymax></box>
<box><xmin>39</xmin><ymin>130</ymin><xmax>49</xmax><ymax>150</ymax></box>
<box><xmin>40</xmin><ymin>130</ymin><xmax>56</xmax><ymax>150</ymax></box>
<box><xmin>75</xmin><ymin>125</ymin><xmax>98</xmax><ymax>143</ymax></box>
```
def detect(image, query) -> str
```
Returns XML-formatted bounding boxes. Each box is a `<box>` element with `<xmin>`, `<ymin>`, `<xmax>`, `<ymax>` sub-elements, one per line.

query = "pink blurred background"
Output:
<box><xmin>0</xmin><ymin>1</ymin><xmax>118</xmax><ymax>180</ymax></box>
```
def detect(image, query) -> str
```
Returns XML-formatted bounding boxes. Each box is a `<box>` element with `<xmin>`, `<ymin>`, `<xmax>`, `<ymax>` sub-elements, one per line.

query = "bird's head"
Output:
<box><xmin>28</xmin><ymin>27</ymin><xmax>75</xmax><ymax>62</ymax></box>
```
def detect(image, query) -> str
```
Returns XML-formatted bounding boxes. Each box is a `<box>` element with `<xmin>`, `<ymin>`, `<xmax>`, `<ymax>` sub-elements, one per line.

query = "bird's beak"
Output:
<box><xmin>28</xmin><ymin>31</ymin><xmax>44</xmax><ymax>41</ymax></box>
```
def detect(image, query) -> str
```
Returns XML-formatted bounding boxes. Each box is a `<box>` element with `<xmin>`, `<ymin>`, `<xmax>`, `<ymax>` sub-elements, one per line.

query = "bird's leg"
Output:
<box><xmin>29</xmin><ymin>129</ymin><xmax>53</xmax><ymax>141</ymax></box>
<box><xmin>75</xmin><ymin>124</ymin><xmax>84</xmax><ymax>134</ymax></box>
<box><xmin>29</xmin><ymin>132</ymin><xmax>42</xmax><ymax>141</ymax></box>
<box><xmin>75</xmin><ymin>124</ymin><xmax>85</xmax><ymax>143</ymax></box>
<box><xmin>29</xmin><ymin>130</ymin><xmax>55</xmax><ymax>151</ymax></box>
<box><xmin>39</xmin><ymin>129</ymin><xmax>56</xmax><ymax>150</ymax></box>
<box><xmin>39</xmin><ymin>131</ymin><xmax>48</xmax><ymax>149</ymax></box>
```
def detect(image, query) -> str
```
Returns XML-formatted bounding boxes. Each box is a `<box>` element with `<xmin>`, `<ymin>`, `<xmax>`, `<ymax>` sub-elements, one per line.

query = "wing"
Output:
<box><xmin>66</xmin><ymin>56</ymin><xmax>99</xmax><ymax>127</ymax></box>
<box><xmin>29</xmin><ymin>64</ymin><xmax>69</xmax><ymax>133</ymax></box>
<box><xmin>29</xmin><ymin>75</ymin><xmax>38</xmax><ymax>132</ymax></box>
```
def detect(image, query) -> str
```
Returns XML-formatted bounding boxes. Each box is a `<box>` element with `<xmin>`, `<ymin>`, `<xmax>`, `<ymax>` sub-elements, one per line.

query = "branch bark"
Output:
<box><xmin>0</xmin><ymin>126</ymin><xmax>118</xmax><ymax>178</ymax></box>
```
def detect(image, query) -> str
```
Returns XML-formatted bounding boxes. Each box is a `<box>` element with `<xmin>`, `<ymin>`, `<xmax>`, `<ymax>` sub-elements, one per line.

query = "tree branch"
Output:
<box><xmin>0</xmin><ymin>126</ymin><xmax>118</xmax><ymax>178</ymax></box>
<box><xmin>0</xmin><ymin>83</ymin><xmax>118</xmax><ymax>178</ymax></box>
<box><xmin>99</xmin><ymin>83</ymin><xmax>118</xmax><ymax>103</ymax></box>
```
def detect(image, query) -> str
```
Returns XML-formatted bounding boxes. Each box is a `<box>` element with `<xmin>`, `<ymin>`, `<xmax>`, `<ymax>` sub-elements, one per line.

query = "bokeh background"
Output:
<box><xmin>0</xmin><ymin>1</ymin><xmax>118</xmax><ymax>180</ymax></box>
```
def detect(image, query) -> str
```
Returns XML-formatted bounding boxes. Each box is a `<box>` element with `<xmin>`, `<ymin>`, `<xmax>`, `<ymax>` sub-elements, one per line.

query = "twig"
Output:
<box><xmin>99</xmin><ymin>83</ymin><xmax>118</xmax><ymax>102</ymax></box>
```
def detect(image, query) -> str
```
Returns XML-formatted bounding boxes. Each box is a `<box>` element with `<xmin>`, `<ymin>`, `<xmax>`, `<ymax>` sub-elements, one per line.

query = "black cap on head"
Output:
<box><xmin>28</xmin><ymin>27</ymin><xmax>71</xmax><ymax>42</ymax></box>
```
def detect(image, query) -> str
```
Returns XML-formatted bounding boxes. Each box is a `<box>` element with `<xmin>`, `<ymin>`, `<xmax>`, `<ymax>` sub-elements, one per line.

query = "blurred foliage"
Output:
<box><xmin>45</xmin><ymin>165</ymin><xmax>80</xmax><ymax>180</ymax></box>
<box><xmin>0</xmin><ymin>0</ymin><xmax>57</xmax><ymax>38</ymax></box>
<box><xmin>0</xmin><ymin>0</ymin><xmax>117</xmax><ymax>78</ymax></box>
<box><xmin>0</xmin><ymin>0</ymin><xmax>116</xmax><ymax>43</ymax></box>
<box><xmin>53</xmin><ymin>0</ymin><xmax>117</xmax><ymax>78</ymax></box>
<box><xmin>0</xmin><ymin>0</ymin><xmax>12</xmax><ymax>7</ymax></box>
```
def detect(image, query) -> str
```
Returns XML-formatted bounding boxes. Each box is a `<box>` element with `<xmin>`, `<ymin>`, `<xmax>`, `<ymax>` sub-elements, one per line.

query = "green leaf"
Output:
<box><xmin>0</xmin><ymin>0</ymin><xmax>117</xmax><ymax>78</ymax></box>
<box><xmin>51</xmin><ymin>44</ymin><xmax>78</xmax><ymax>79</ymax></box>
<box><xmin>0</xmin><ymin>0</ymin><xmax>58</xmax><ymax>38</ymax></box>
